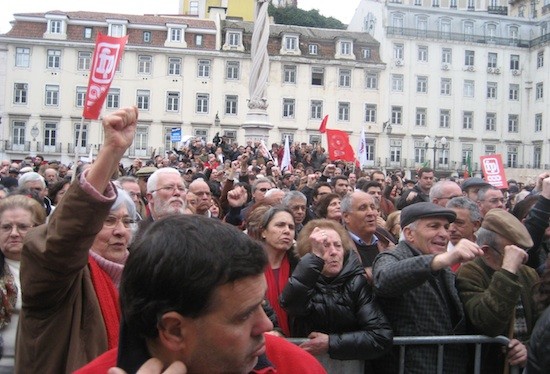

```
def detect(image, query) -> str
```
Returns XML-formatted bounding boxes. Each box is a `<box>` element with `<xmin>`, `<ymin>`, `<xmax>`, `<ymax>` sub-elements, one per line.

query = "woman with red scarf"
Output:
<box><xmin>258</xmin><ymin>206</ymin><xmax>298</xmax><ymax>337</ymax></box>
<box><xmin>16</xmin><ymin>107</ymin><xmax>138</xmax><ymax>373</ymax></box>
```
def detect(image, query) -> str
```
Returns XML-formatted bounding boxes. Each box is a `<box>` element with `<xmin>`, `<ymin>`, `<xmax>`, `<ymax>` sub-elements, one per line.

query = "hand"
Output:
<box><xmin>534</xmin><ymin>172</ymin><xmax>550</xmax><ymax>193</ymax></box>
<box><xmin>501</xmin><ymin>245</ymin><xmax>528</xmax><ymax>274</ymax></box>
<box><xmin>431</xmin><ymin>239</ymin><xmax>483</xmax><ymax>271</ymax></box>
<box><xmin>310</xmin><ymin>227</ymin><xmax>328</xmax><ymax>258</ymax></box>
<box><xmin>227</xmin><ymin>186</ymin><xmax>248</xmax><ymax>208</ymax></box>
<box><xmin>376</xmin><ymin>216</ymin><xmax>386</xmax><ymax>228</ymax></box>
<box><xmin>306</xmin><ymin>174</ymin><xmax>317</xmax><ymax>188</ymax></box>
<box><xmin>299</xmin><ymin>332</ymin><xmax>329</xmax><ymax>356</ymax></box>
<box><xmin>539</xmin><ymin>173</ymin><xmax>550</xmax><ymax>199</ymax></box>
<box><xmin>505</xmin><ymin>339</ymin><xmax>527</xmax><ymax>368</ymax></box>
<box><xmin>406</xmin><ymin>191</ymin><xmax>418</xmax><ymax>202</ymax></box>
<box><xmin>323</xmin><ymin>164</ymin><xmax>336</xmax><ymax>177</ymax></box>
<box><xmin>102</xmin><ymin>106</ymin><xmax>138</xmax><ymax>152</ymax></box>
<box><xmin>108</xmin><ymin>358</ymin><xmax>187</xmax><ymax>374</ymax></box>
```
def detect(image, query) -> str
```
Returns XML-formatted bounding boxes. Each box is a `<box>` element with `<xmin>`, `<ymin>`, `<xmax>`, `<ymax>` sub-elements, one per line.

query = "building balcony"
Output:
<box><xmin>126</xmin><ymin>146</ymin><xmax>155</xmax><ymax>158</ymax></box>
<box><xmin>3</xmin><ymin>140</ymin><xmax>31</xmax><ymax>152</ymax></box>
<box><xmin>487</xmin><ymin>6</ymin><xmax>508</xmax><ymax>15</ymax></box>
<box><xmin>37</xmin><ymin>142</ymin><xmax>63</xmax><ymax>154</ymax></box>
<box><xmin>67</xmin><ymin>143</ymin><xmax>92</xmax><ymax>154</ymax></box>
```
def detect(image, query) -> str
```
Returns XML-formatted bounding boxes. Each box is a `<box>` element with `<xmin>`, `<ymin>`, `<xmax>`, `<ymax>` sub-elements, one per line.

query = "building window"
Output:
<box><xmin>391</xmin><ymin>106</ymin><xmax>402</xmax><ymax>125</ymax></box>
<box><xmin>365</xmin><ymin>72</ymin><xmax>378</xmax><ymax>89</ymax></box>
<box><xmin>15</xmin><ymin>47</ymin><xmax>30</xmax><ymax>67</ymax></box>
<box><xmin>11</xmin><ymin>121</ymin><xmax>26</xmax><ymax>146</ymax></box>
<box><xmin>414</xmin><ymin>141</ymin><xmax>427</xmax><ymax>164</ymax></box>
<box><xmin>281</xmin><ymin>133</ymin><xmax>294</xmax><ymax>145</ymax></box>
<box><xmin>13</xmin><ymin>83</ymin><xmax>28</xmax><ymax>104</ymax></box>
<box><xmin>339</xmin><ymin>41</ymin><xmax>352</xmax><ymax>55</ymax></box>
<box><xmin>509</xmin><ymin>26</ymin><xmax>519</xmax><ymax>43</ymax></box>
<box><xmin>463</xmin><ymin>111</ymin><xmax>473</xmax><ymax>129</ymax></box>
<box><xmin>487</xmin><ymin>52</ymin><xmax>498</xmax><ymax>68</ymax></box>
<box><xmin>486</xmin><ymin>113</ymin><xmax>496</xmax><ymax>131</ymax></box>
<box><xmin>225</xmin><ymin>95</ymin><xmax>238</xmax><ymax>115</ymax></box>
<box><xmin>440</xmin><ymin>109</ymin><xmax>451</xmax><ymax>128</ymax></box>
<box><xmin>195</xmin><ymin>35</ymin><xmax>203</xmax><ymax>46</ymax></box>
<box><xmin>311</xmin><ymin>100</ymin><xmax>323</xmax><ymax>119</ymax></box>
<box><xmin>168</xmin><ymin>57</ymin><xmax>182</xmax><ymax>76</ymax></box>
<box><xmin>508</xmin><ymin>114</ymin><xmax>519</xmax><ymax>133</ymax></box>
<box><xmin>535</xmin><ymin>113</ymin><xmax>542</xmax><ymax>132</ymax></box>
<box><xmin>196</xmin><ymin>93</ymin><xmax>209</xmax><ymax>114</ymax></box>
<box><xmin>226</xmin><ymin>61</ymin><xmax>240</xmax><ymax>80</ymax></box>
<box><xmin>143</xmin><ymin>31</ymin><xmax>151</xmax><ymax>43</ymax></box>
<box><xmin>536</xmin><ymin>82</ymin><xmax>543</xmax><ymax>100</ymax></box>
<box><xmin>390</xmin><ymin>139</ymin><xmax>402</xmax><ymax>162</ymax></box>
<box><xmin>486</xmin><ymin>24</ymin><xmax>497</xmax><ymax>42</ymax></box>
<box><xmin>509</xmin><ymin>84</ymin><xmax>519</xmax><ymax>100</ymax></box>
<box><xmin>392</xmin><ymin>14</ymin><xmax>404</xmax><ymax>33</ymax></box>
<box><xmin>44</xmin><ymin>122</ymin><xmax>57</xmax><ymax>147</ymax></box>
<box><xmin>197</xmin><ymin>59</ymin><xmax>211</xmax><ymax>78</ymax></box>
<box><xmin>308</xmin><ymin>44</ymin><xmax>318</xmax><ymax>55</ymax></box>
<box><xmin>537</xmin><ymin>51</ymin><xmax>544</xmax><ymax>68</ymax></box>
<box><xmin>442</xmin><ymin>48</ymin><xmax>452</xmax><ymax>64</ymax></box>
<box><xmin>282</xmin><ymin>98</ymin><xmax>295</xmax><ymax>118</ymax></box>
<box><xmin>283</xmin><ymin>65</ymin><xmax>297</xmax><ymax>84</ymax></box>
<box><xmin>339</xmin><ymin>69</ymin><xmax>351</xmax><ymax>88</ymax></box>
<box><xmin>45</xmin><ymin>85</ymin><xmax>59</xmax><ymax>106</ymax></box>
<box><xmin>138</xmin><ymin>55</ymin><xmax>152</xmax><ymax>74</ymax></box>
<box><xmin>84</xmin><ymin>27</ymin><xmax>93</xmax><ymax>39</ymax></box>
<box><xmin>487</xmin><ymin>82</ymin><xmax>497</xmax><ymax>99</ymax></box>
<box><xmin>228</xmin><ymin>32</ymin><xmax>241</xmax><ymax>47</ymax></box>
<box><xmin>189</xmin><ymin>1</ymin><xmax>199</xmax><ymax>15</ymax></box>
<box><xmin>391</xmin><ymin>74</ymin><xmax>404</xmax><ymax>92</ymax></box>
<box><xmin>134</xmin><ymin>126</ymin><xmax>149</xmax><ymax>154</ymax></box>
<box><xmin>194</xmin><ymin>129</ymin><xmax>208</xmax><ymax>142</ymax></box>
<box><xmin>77</xmin><ymin>51</ymin><xmax>92</xmax><ymax>71</ymax></box>
<box><xmin>338</xmin><ymin>102</ymin><xmax>350</xmax><ymax>121</ymax></box>
<box><xmin>74</xmin><ymin>124</ymin><xmax>88</xmax><ymax>148</ymax></box>
<box><xmin>284</xmin><ymin>35</ymin><xmax>298</xmax><ymax>51</ymax></box>
<box><xmin>109</xmin><ymin>24</ymin><xmax>125</xmax><ymax>37</ymax></box>
<box><xmin>416</xmin><ymin>108</ymin><xmax>427</xmax><ymax>127</ymax></box>
<box><xmin>417</xmin><ymin>17</ymin><xmax>428</xmax><ymax>36</ymax></box>
<box><xmin>510</xmin><ymin>55</ymin><xmax>520</xmax><ymax>70</ymax></box>
<box><xmin>463</xmin><ymin>80</ymin><xmax>475</xmax><ymax>97</ymax></box>
<box><xmin>440</xmin><ymin>78</ymin><xmax>452</xmax><ymax>95</ymax></box>
<box><xmin>166</xmin><ymin>92</ymin><xmax>180</xmax><ymax>112</ymax></box>
<box><xmin>464</xmin><ymin>21</ymin><xmax>474</xmax><ymax>41</ymax></box>
<box><xmin>418</xmin><ymin>46</ymin><xmax>428</xmax><ymax>62</ymax></box>
<box><xmin>311</xmin><ymin>67</ymin><xmax>324</xmax><ymax>86</ymax></box>
<box><xmin>362</xmin><ymin>48</ymin><xmax>371</xmax><ymax>59</ymax></box>
<box><xmin>440</xmin><ymin>18</ymin><xmax>451</xmax><ymax>38</ymax></box>
<box><xmin>393</xmin><ymin>43</ymin><xmax>404</xmax><ymax>60</ymax></box>
<box><xmin>106</xmin><ymin>88</ymin><xmax>120</xmax><ymax>109</ymax></box>
<box><xmin>507</xmin><ymin>146</ymin><xmax>518</xmax><ymax>168</ymax></box>
<box><xmin>48</xmin><ymin>20</ymin><xmax>63</xmax><ymax>34</ymax></box>
<box><xmin>462</xmin><ymin>144</ymin><xmax>473</xmax><ymax>165</ymax></box>
<box><xmin>485</xmin><ymin>144</ymin><xmax>496</xmax><ymax>155</ymax></box>
<box><xmin>534</xmin><ymin>146</ymin><xmax>542</xmax><ymax>169</ymax></box>
<box><xmin>136</xmin><ymin>90</ymin><xmax>150</xmax><ymax>111</ymax></box>
<box><xmin>465</xmin><ymin>50</ymin><xmax>475</xmax><ymax>66</ymax></box>
<box><xmin>417</xmin><ymin>76</ymin><xmax>428</xmax><ymax>93</ymax></box>
<box><xmin>365</xmin><ymin>104</ymin><xmax>377</xmax><ymax>123</ymax></box>
<box><xmin>47</xmin><ymin>49</ymin><xmax>61</xmax><ymax>69</ymax></box>
<box><xmin>76</xmin><ymin>86</ymin><xmax>86</xmax><ymax>107</ymax></box>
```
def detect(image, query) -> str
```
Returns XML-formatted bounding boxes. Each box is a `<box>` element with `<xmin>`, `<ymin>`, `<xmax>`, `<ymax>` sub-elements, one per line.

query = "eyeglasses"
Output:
<box><xmin>439</xmin><ymin>195</ymin><xmax>463</xmax><ymax>200</ymax></box>
<box><xmin>151</xmin><ymin>185</ymin><xmax>186</xmax><ymax>194</ymax></box>
<box><xmin>104</xmin><ymin>215</ymin><xmax>135</xmax><ymax>229</ymax></box>
<box><xmin>0</xmin><ymin>223</ymin><xmax>34</xmax><ymax>234</ymax></box>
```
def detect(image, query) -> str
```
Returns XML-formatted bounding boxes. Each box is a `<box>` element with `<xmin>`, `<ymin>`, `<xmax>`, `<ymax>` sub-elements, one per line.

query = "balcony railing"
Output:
<box><xmin>37</xmin><ymin>142</ymin><xmax>63</xmax><ymax>153</ymax></box>
<box><xmin>127</xmin><ymin>146</ymin><xmax>155</xmax><ymax>158</ymax></box>
<box><xmin>3</xmin><ymin>140</ymin><xmax>31</xmax><ymax>152</ymax></box>
<box><xmin>487</xmin><ymin>6</ymin><xmax>508</xmax><ymax>15</ymax></box>
<box><xmin>67</xmin><ymin>143</ymin><xmax>92</xmax><ymax>154</ymax></box>
<box><xmin>386</xmin><ymin>27</ymin><xmax>530</xmax><ymax>48</ymax></box>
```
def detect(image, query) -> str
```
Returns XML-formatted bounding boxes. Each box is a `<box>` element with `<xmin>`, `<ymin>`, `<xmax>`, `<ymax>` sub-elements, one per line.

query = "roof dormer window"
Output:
<box><xmin>336</xmin><ymin>39</ymin><xmax>355</xmax><ymax>60</ymax></box>
<box><xmin>165</xmin><ymin>24</ymin><xmax>188</xmax><ymax>48</ymax></box>
<box><xmin>44</xmin><ymin>15</ymin><xmax>67</xmax><ymax>40</ymax></box>
<box><xmin>222</xmin><ymin>29</ymin><xmax>244</xmax><ymax>51</ymax></box>
<box><xmin>280</xmin><ymin>33</ymin><xmax>301</xmax><ymax>56</ymax></box>
<box><xmin>108</xmin><ymin>23</ymin><xmax>126</xmax><ymax>37</ymax></box>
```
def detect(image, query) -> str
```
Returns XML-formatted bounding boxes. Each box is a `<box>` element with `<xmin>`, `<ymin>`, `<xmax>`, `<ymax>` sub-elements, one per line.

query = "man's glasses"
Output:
<box><xmin>151</xmin><ymin>185</ymin><xmax>186</xmax><ymax>194</ymax></box>
<box><xmin>104</xmin><ymin>215</ymin><xmax>135</xmax><ymax>229</ymax></box>
<box><xmin>0</xmin><ymin>223</ymin><xmax>34</xmax><ymax>234</ymax></box>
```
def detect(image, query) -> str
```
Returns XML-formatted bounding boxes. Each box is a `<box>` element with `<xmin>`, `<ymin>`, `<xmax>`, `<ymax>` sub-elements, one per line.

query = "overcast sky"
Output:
<box><xmin>1</xmin><ymin>1</ymin><xmax>356</xmax><ymax>33</ymax></box>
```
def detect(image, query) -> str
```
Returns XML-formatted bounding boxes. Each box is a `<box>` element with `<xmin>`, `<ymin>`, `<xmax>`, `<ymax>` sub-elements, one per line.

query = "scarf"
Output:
<box><xmin>88</xmin><ymin>255</ymin><xmax>121</xmax><ymax>349</ymax></box>
<box><xmin>264</xmin><ymin>254</ymin><xmax>291</xmax><ymax>337</ymax></box>
<box><xmin>0</xmin><ymin>263</ymin><xmax>17</xmax><ymax>329</ymax></box>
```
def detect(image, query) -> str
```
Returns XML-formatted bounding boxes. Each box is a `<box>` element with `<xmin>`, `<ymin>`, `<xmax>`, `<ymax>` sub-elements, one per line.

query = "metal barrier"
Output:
<box><xmin>288</xmin><ymin>335</ymin><xmax>520</xmax><ymax>374</ymax></box>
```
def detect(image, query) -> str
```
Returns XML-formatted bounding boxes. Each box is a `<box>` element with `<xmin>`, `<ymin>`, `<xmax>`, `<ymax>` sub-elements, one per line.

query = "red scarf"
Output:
<box><xmin>88</xmin><ymin>255</ymin><xmax>121</xmax><ymax>349</ymax></box>
<box><xmin>264</xmin><ymin>254</ymin><xmax>291</xmax><ymax>337</ymax></box>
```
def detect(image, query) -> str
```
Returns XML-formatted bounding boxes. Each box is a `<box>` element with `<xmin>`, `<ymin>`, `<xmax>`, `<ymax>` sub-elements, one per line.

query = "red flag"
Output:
<box><xmin>480</xmin><ymin>154</ymin><xmax>508</xmax><ymax>189</ymax></box>
<box><xmin>326</xmin><ymin>129</ymin><xmax>356</xmax><ymax>162</ymax></box>
<box><xmin>83</xmin><ymin>33</ymin><xmax>128</xmax><ymax>119</ymax></box>
<box><xmin>319</xmin><ymin>115</ymin><xmax>329</xmax><ymax>134</ymax></box>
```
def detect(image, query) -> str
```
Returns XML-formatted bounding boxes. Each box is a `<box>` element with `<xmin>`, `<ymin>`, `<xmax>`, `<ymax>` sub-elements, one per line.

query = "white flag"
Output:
<box><xmin>358</xmin><ymin>127</ymin><xmax>368</xmax><ymax>169</ymax></box>
<box><xmin>280</xmin><ymin>136</ymin><xmax>292</xmax><ymax>172</ymax></box>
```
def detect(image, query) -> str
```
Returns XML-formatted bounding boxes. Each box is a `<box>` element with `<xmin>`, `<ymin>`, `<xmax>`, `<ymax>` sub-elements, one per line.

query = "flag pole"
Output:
<box><xmin>72</xmin><ymin>116</ymin><xmax>85</xmax><ymax>182</ymax></box>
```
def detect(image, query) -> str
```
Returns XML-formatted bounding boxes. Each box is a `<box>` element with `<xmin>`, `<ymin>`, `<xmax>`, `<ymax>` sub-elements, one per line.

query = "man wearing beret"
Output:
<box><xmin>456</xmin><ymin>209</ymin><xmax>539</xmax><ymax>373</ymax></box>
<box><xmin>461</xmin><ymin>177</ymin><xmax>490</xmax><ymax>202</ymax></box>
<box><xmin>372</xmin><ymin>202</ymin><xmax>484</xmax><ymax>373</ymax></box>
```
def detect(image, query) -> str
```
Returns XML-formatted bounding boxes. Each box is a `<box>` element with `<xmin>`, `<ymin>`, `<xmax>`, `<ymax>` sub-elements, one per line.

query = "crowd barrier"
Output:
<box><xmin>288</xmin><ymin>335</ymin><xmax>519</xmax><ymax>374</ymax></box>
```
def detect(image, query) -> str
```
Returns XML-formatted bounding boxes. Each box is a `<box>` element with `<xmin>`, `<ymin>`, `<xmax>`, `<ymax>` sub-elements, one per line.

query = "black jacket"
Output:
<box><xmin>280</xmin><ymin>251</ymin><xmax>392</xmax><ymax>360</ymax></box>
<box><xmin>528</xmin><ymin>305</ymin><xmax>550</xmax><ymax>374</ymax></box>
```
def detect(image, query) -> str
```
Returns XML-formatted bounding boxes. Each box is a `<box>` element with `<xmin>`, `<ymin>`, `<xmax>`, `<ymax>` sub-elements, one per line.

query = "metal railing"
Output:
<box><xmin>288</xmin><ymin>335</ymin><xmax>519</xmax><ymax>374</ymax></box>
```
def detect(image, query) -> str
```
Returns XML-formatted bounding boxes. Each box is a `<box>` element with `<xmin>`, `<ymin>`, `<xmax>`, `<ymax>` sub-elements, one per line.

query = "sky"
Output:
<box><xmin>1</xmin><ymin>1</ymin><xmax>356</xmax><ymax>34</ymax></box>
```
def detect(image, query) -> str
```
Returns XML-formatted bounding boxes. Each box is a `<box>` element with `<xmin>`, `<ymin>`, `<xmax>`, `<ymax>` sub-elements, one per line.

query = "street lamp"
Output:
<box><xmin>424</xmin><ymin>136</ymin><xmax>447</xmax><ymax>169</ymax></box>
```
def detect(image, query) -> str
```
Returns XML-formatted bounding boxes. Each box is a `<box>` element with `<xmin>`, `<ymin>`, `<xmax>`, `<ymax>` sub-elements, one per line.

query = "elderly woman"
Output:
<box><xmin>315</xmin><ymin>193</ymin><xmax>342</xmax><ymax>222</ymax></box>
<box><xmin>280</xmin><ymin>219</ymin><xmax>392</xmax><ymax>361</ymax></box>
<box><xmin>258</xmin><ymin>206</ymin><xmax>298</xmax><ymax>337</ymax></box>
<box><xmin>0</xmin><ymin>195</ymin><xmax>46</xmax><ymax>371</ymax></box>
<box><xmin>16</xmin><ymin>107</ymin><xmax>138</xmax><ymax>373</ymax></box>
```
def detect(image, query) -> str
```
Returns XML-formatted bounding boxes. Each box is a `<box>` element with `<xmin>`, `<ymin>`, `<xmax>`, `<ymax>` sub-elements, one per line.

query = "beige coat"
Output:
<box><xmin>16</xmin><ymin>180</ymin><xmax>116</xmax><ymax>373</ymax></box>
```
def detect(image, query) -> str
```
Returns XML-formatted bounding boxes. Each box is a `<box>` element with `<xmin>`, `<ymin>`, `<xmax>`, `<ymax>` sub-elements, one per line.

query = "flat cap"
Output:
<box><xmin>400</xmin><ymin>202</ymin><xmax>457</xmax><ymax>228</ymax></box>
<box><xmin>482</xmin><ymin>209</ymin><xmax>533</xmax><ymax>249</ymax></box>
<box><xmin>135</xmin><ymin>166</ymin><xmax>157</xmax><ymax>177</ymax></box>
<box><xmin>19</xmin><ymin>166</ymin><xmax>33</xmax><ymax>173</ymax></box>
<box><xmin>461</xmin><ymin>177</ymin><xmax>490</xmax><ymax>191</ymax></box>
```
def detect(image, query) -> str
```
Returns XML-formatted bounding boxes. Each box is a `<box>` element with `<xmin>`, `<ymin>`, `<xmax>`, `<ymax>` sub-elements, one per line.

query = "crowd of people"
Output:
<box><xmin>0</xmin><ymin>106</ymin><xmax>549</xmax><ymax>373</ymax></box>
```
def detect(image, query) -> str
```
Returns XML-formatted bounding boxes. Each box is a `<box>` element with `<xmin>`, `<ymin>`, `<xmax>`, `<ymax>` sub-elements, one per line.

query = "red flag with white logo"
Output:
<box><xmin>83</xmin><ymin>33</ymin><xmax>128</xmax><ymax>119</ymax></box>
<box><xmin>326</xmin><ymin>129</ymin><xmax>356</xmax><ymax>162</ymax></box>
<box><xmin>480</xmin><ymin>154</ymin><xmax>508</xmax><ymax>189</ymax></box>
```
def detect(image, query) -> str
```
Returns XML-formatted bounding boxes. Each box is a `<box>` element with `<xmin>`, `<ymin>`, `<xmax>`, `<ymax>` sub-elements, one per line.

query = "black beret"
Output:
<box><xmin>400</xmin><ymin>202</ymin><xmax>457</xmax><ymax>228</ymax></box>
<box><xmin>461</xmin><ymin>177</ymin><xmax>490</xmax><ymax>191</ymax></box>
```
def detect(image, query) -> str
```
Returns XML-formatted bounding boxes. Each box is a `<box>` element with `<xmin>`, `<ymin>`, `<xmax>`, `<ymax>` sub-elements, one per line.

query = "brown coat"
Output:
<box><xmin>16</xmin><ymin>179</ymin><xmax>116</xmax><ymax>373</ymax></box>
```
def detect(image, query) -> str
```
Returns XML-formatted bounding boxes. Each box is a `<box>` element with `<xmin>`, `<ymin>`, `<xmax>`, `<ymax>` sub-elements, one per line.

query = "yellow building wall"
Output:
<box><xmin>180</xmin><ymin>0</ymin><xmax>255</xmax><ymax>21</ymax></box>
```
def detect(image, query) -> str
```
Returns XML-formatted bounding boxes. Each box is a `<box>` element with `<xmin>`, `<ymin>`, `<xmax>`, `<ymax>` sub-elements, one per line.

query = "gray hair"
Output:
<box><xmin>340</xmin><ymin>193</ymin><xmax>354</xmax><ymax>213</ymax></box>
<box><xmin>146</xmin><ymin>167</ymin><xmax>181</xmax><ymax>193</ymax></box>
<box><xmin>476</xmin><ymin>227</ymin><xmax>499</xmax><ymax>248</ymax></box>
<box><xmin>477</xmin><ymin>185</ymin><xmax>499</xmax><ymax>202</ymax></box>
<box><xmin>281</xmin><ymin>191</ymin><xmax>306</xmax><ymax>206</ymax></box>
<box><xmin>112</xmin><ymin>188</ymin><xmax>137</xmax><ymax>221</ymax></box>
<box><xmin>18</xmin><ymin>172</ymin><xmax>45</xmax><ymax>189</ymax></box>
<box><xmin>446</xmin><ymin>197</ymin><xmax>482</xmax><ymax>223</ymax></box>
<box><xmin>429</xmin><ymin>180</ymin><xmax>459</xmax><ymax>201</ymax></box>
